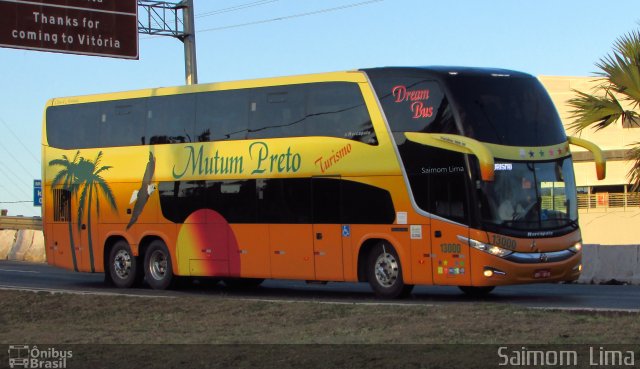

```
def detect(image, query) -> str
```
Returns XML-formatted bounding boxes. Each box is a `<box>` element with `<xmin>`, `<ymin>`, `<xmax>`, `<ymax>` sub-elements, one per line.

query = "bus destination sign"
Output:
<box><xmin>0</xmin><ymin>0</ymin><xmax>138</xmax><ymax>59</ymax></box>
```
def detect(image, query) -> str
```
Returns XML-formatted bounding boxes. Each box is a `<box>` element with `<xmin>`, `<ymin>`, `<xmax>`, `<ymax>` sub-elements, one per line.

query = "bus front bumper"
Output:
<box><xmin>468</xmin><ymin>247</ymin><xmax>582</xmax><ymax>286</ymax></box>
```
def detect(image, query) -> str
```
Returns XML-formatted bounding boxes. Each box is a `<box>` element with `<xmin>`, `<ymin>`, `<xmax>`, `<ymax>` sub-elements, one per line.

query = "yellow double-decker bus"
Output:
<box><xmin>42</xmin><ymin>67</ymin><xmax>605</xmax><ymax>298</ymax></box>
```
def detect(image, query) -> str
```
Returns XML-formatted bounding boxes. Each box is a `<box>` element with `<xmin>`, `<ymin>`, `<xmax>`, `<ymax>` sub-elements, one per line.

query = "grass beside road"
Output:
<box><xmin>0</xmin><ymin>290</ymin><xmax>638</xmax><ymax>344</ymax></box>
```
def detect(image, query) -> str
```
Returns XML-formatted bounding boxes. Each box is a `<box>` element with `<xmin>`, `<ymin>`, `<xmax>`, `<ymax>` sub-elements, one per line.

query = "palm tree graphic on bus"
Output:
<box><xmin>49</xmin><ymin>151</ymin><xmax>117</xmax><ymax>272</ymax></box>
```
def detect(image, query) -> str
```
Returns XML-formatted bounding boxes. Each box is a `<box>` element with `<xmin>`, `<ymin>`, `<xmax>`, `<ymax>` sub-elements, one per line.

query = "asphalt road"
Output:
<box><xmin>1</xmin><ymin>260</ymin><xmax>639</xmax><ymax>311</ymax></box>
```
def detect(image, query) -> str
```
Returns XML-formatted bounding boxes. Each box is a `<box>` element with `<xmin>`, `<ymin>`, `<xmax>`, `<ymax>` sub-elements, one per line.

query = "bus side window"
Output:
<box><xmin>312</xmin><ymin>177</ymin><xmax>341</xmax><ymax>224</ymax></box>
<box><xmin>397</xmin><ymin>137</ymin><xmax>469</xmax><ymax>223</ymax></box>
<box><xmin>426</xmin><ymin>149</ymin><xmax>468</xmax><ymax>223</ymax></box>
<box><xmin>257</xmin><ymin>178</ymin><xmax>311</xmax><ymax>223</ymax></box>
<box><xmin>147</xmin><ymin>94</ymin><xmax>196</xmax><ymax>145</ymax></box>
<box><xmin>196</xmin><ymin>89</ymin><xmax>250</xmax><ymax>141</ymax></box>
<box><xmin>46</xmin><ymin>103</ymin><xmax>101</xmax><ymax>149</ymax></box>
<box><xmin>341</xmin><ymin>180</ymin><xmax>395</xmax><ymax>224</ymax></box>
<box><xmin>99</xmin><ymin>99</ymin><xmax>146</xmax><ymax>147</ymax></box>
<box><xmin>249</xmin><ymin>86</ymin><xmax>306</xmax><ymax>139</ymax></box>
<box><xmin>208</xmin><ymin>180</ymin><xmax>256</xmax><ymax>223</ymax></box>
<box><xmin>52</xmin><ymin>189</ymin><xmax>71</xmax><ymax>222</ymax></box>
<box><xmin>306</xmin><ymin>83</ymin><xmax>377</xmax><ymax>145</ymax></box>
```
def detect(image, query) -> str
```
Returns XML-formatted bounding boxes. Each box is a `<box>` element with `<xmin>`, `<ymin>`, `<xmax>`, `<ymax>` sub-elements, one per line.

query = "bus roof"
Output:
<box><xmin>45</xmin><ymin>69</ymin><xmax>369</xmax><ymax>107</ymax></box>
<box><xmin>361</xmin><ymin>66</ymin><xmax>535</xmax><ymax>81</ymax></box>
<box><xmin>45</xmin><ymin>66</ymin><xmax>535</xmax><ymax>108</ymax></box>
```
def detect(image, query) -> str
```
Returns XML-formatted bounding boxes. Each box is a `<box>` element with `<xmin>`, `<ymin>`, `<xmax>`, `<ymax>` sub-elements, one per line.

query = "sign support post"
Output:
<box><xmin>182</xmin><ymin>0</ymin><xmax>198</xmax><ymax>85</ymax></box>
<box><xmin>137</xmin><ymin>0</ymin><xmax>198</xmax><ymax>85</ymax></box>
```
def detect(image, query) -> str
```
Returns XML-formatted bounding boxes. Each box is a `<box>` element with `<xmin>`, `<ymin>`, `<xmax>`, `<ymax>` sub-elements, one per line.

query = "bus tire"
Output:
<box><xmin>366</xmin><ymin>241</ymin><xmax>413</xmax><ymax>299</ymax></box>
<box><xmin>459</xmin><ymin>286</ymin><xmax>495</xmax><ymax>297</ymax></box>
<box><xmin>108</xmin><ymin>240</ymin><xmax>137</xmax><ymax>288</ymax></box>
<box><xmin>144</xmin><ymin>240</ymin><xmax>174</xmax><ymax>290</ymax></box>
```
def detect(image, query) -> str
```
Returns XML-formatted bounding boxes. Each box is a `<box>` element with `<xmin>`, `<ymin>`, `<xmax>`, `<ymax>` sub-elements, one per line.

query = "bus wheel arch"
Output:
<box><xmin>358</xmin><ymin>238</ymin><xmax>414</xmax><ymax>299</ymax></box>
<box><xmin>105</xmin><ymin>237</ymin><xmax>140</xmax><ymax>288</ymax></box>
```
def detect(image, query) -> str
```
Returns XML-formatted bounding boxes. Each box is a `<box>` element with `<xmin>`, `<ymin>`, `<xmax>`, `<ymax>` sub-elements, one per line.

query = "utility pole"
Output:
<box><xmin>181</xmin><ymin>0</ymin><xmax>198</xmax><ymax>85</ymax></box>
<box><xmin>137</xmin><ymin>0</ymin><xmax>198</xmax><ymax>85</ymax></box>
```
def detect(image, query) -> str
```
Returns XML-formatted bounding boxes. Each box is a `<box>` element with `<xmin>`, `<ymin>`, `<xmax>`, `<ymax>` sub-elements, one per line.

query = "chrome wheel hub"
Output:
<box><xmin>113</xmin><ymin>249</ymin><xmax>131</xmax><ymax>280</ymax></box>
<box><xmin>374</xmin><ymin>252</ymin><xmax>399</xmax><ymax>288</ymax></box>
<box><xmin>149</xmin><ymin>250</ymin><xmax>167</xmax><ymax>281</ymax></box>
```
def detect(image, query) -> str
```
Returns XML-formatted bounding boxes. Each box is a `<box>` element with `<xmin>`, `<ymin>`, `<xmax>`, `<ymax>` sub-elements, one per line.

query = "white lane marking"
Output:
<box><xmin>0</xmin><ymin>285</ymin><xmax>175</xmax><ymax>299</ymax></box>
<box><xmin>0</xmin><ymin>284</ymin><xmax>426</xmax><ymax>306</ymax></box>
<box><xmin>228</xmin><ymin>296</ymin><xmax>434</xmax><ymax>307</ymax></box>
<box><xmin>531</xmin><ymin>306</ymin><xmax>640</xmax><ymax>313</ymax></box>
<box><xmin>0</xmin><ymin>268</ymin><xmax>40</xmax><ymax>273</ymax></box>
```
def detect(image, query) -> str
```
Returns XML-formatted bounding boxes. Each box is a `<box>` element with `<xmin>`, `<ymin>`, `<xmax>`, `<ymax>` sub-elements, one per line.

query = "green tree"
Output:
<box><xmin>568</xmin><ymin>29</ymin><xmax>640</xmax><ymax>190</ymax></box>
<box><xmin>49</xmin><ymin>151</ymin><xmax>81</xmax><ymax>271</ymax></box>
<box><xmin>75</xmin><ymin>151</ymin><xmax>118</xmax><ymax>272</ymax></box>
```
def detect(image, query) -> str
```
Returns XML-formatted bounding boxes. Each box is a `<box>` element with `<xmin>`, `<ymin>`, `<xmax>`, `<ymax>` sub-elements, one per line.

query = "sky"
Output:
<box><xmin>0</xmin><ymin>0</ymin><xmax>638</xmax><ymax>216</ymax></box>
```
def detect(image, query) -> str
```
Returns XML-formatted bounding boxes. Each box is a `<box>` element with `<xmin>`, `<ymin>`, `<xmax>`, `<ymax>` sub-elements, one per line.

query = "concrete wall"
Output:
<box><xmin>579</xmin><ymin>244</ymin><xmax>640</xmax><ymax>284</ymax></box>
<box><xmin>0</xmin><ymin>229</ymin><xmax>46</xmax><ymax>263</ymax></box>
<box><xmin>0</xmin><ymin>230</ymin><xmax>17</xmax><ymax>259</ymax></box>
<box><xmin>579</xmin><ymin>209</ymin><xmax>640</xmax><ymax>245</ymax></box>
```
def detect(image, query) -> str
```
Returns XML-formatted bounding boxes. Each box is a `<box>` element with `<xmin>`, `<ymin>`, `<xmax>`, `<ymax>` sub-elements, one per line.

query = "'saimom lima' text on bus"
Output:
<box><xmin>42</xmin><ymin>67</ymin><xmax>606</xmax><ymax>298</ymax></box>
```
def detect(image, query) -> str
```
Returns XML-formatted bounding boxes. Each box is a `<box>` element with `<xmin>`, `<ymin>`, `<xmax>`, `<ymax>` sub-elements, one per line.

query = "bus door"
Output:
<box><xmin>260</xmin><ymin>179</ymin><xmax>315</xmax><ymax>280</ymax></box>
<box><xmin>312</xmin><ymin>177</ymin><xmax>344</xmax><ymax>281</ymax></box>
<box><xmin>430</xmin><ymin>219</ymin><xmax>471</xmax><ymax>286</ymax></box>
<box><xmin>48</xmin><ymin>188</ymin><xmax>77</xmax><ymax>271</ymax></box>
<box><xmin>76</xmin><ymin>203</ymin><xmax>99</xmax><ymax>273</ymax></box>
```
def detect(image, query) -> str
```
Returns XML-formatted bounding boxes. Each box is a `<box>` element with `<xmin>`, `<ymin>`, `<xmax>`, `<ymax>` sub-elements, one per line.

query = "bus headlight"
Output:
<box><xmin>484</xmin><ymin>267</ymin><xmax>507</xmax><ymax>277</ymax></box>
<box><xmin>486</xmin><ymin>245</ymin><xmax>513</xmax><ymax>257</ymax></box>
<box><xmin>568</xmin><ymin>241</ymin><xmax>583</xmax><ymax>253</ymax></box>
<box><xmin>458</xmin><ymin>236</ymin><xmax>513</xmax><ymax>258</ymax></box>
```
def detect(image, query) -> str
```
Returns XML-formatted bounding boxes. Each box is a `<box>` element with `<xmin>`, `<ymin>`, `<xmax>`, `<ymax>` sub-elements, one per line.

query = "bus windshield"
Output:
<box><xmin>366</xmin><ymin>67</ymin><xmax>578</xmax><ymax>233</ymax></box>
<box><xmin>447</xmin><ymin>74</ymin><xmax>566</xmax><ymax>147</ymax></box>
<box><xmin>478</xmin><ymin>157</ymin><xmax>578</xmax><ymax>232</ymax></box>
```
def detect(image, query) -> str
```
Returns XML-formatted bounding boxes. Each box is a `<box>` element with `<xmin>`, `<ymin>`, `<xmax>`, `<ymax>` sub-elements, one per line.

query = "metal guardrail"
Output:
<box><xmin>578</xmin><ymin>193</ymin><xmax>640</xmax><ymax>211</ymax></box>
<box><xmin>0</xmin><ymin>216</ymin><xmax>43</xmax><ymax>231</ymax></box>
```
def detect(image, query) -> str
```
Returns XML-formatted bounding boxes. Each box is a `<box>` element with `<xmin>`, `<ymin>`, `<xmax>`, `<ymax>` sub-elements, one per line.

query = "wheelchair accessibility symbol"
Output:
<box><xmin>341</xmin><ymin>225</ymin><xmax>350</xmax><ymax>237</ymax></box>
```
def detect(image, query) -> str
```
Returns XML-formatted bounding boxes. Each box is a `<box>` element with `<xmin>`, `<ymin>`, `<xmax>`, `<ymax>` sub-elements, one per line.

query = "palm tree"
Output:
<box><xmin>75</xmin><ymin>151</ymin><xmax>118</xmax><ymax>272</ymax></box>
<box><xmin>48</xmin><ymin>151</ymin><xmax>81</xmax><ymax>272</ymax></box>
<box><xmin>567</xmin><ymin>29</ymin><xmax>640</xmax><ymax>191</ymax></box>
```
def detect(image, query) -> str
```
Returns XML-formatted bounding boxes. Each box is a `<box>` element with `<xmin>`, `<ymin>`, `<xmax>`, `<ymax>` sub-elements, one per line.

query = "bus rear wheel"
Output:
<box><xmin>108</xmin><ymin>240</ymin><xmax>138</xmax><ymax>288</ymax></box>
<box><xmin>366</xmin><ymin>241</ymin><xmax>413</xmax><ymax>299</ymax></box>
<box><xmin>144</xmin><ymin>240</ymin><xmax>174</xmax><ymax>290</ymax></box>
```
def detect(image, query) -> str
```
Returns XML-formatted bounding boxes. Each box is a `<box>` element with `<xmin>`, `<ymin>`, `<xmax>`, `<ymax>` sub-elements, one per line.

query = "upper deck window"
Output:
<box><xmin>46</xmin><ymin>82</ymin><xmax>376</xmax><ymax>149</ymax></box>
<box><xmin>368</xmin><ymin>69</ymin><xmax>567</xmax><ymax>147</ymax></box>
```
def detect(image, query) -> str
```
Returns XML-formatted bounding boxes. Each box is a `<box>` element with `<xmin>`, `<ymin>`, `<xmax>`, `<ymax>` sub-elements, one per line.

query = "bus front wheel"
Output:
<box><xmin>144</xmin><ymin>240</ymin><xmax>174</xmax><ymax>290</ymax></box>
<box><xmin>108</xmin><ymin>240</ymin><xmax>138</xmax><ymax>288</ymax></box>
<box><xmin>366</xmin><ymin>242</ymin><xmax>413</xmax><ymax>299</ymax></box>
